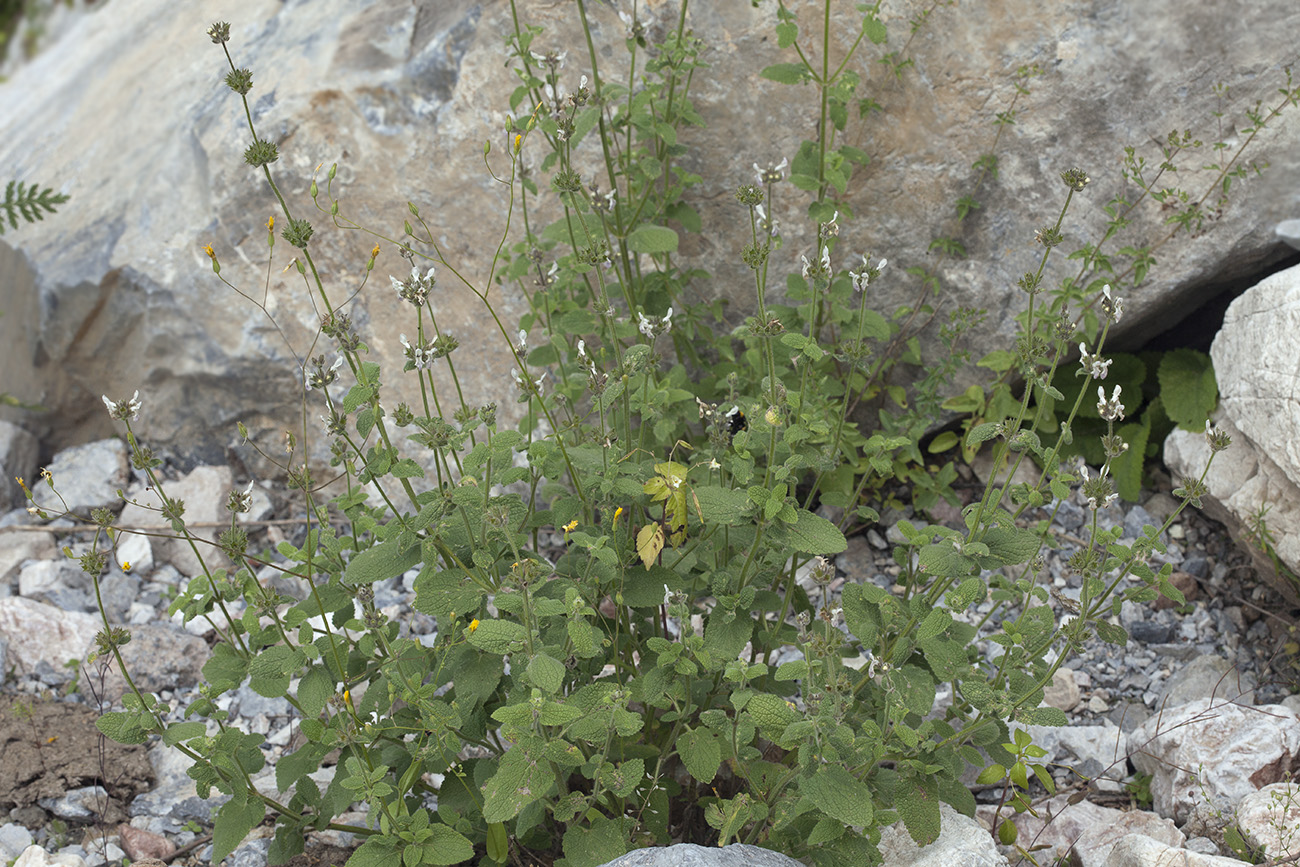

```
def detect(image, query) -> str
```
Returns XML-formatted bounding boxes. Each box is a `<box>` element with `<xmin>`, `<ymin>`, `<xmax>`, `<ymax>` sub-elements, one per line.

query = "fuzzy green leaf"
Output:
<box><xmin>776</xmin><ymin>509</ymin><xmax>848</xmax><ymax>554</ymax></box>
<box><xmin>482</xmin><ymin>738</ymin><xmax>551</xmax><ymax>822</ymax></box>
<box><xmin>526</xmin><ymin>653</ymin><xmax>566</xmax><ymax>694</ymax></box>
<box><xmin>693</xmin><ymin>485</ymin><xmax>751</xmax><ymax>526</ymax></box>
<box><xmin>421</xmin><ymin>824</ymin><xmax>475</xmax><ymax>865</ymax></box>
<box><xmin>895</xmin><ymin>773</ymin><xmax>941</xmax><ymax>845</ymax></box>
<box><xmin>982</xmin><ymin>526</ymin><xmax>1042</xmax><ymax>566</ymax></box>
<box><xmin>1159</xmin><ymin>349</ymin><xmax>1217</xmax><ymax>430</ymax></box>
<box><xmin>760</xmin><ymin>62</ymin><xmax>811</xmax><ymax>85</ymax></box>
<box><xmin>96</xmin><ymin>711</ymin><xmax>147</xmax><ymax>745</ymax></box>
<box><xmin>678</xmin><ymin>727</ymin><xmax>721</xmax><ymax>784</ymax></box>
<box><xmin>626</xmin><ymin>225</ymin><xmax>679</xmax><ymax>254</ymax></box>
<box><xmin>212</xmin><ymin>796</ymin><xmax>266</xmax><ymax>864</ymax></box>
<box><xmin>467</xmin><ymin>619</ymin><xmax>529</xmax><ymax>655</ymax></box>
<box><xmin>345</xmin><ymin>536</ymin><xmax>420</xmax><ymax>585</ymax></box>
<box><xmin>918</xmin><ymin>543</ymin><xmax>975</xmax><ymax>578</ymax></box>
<box><xmin>805</xmin><ymin>765</ymin><xmax>874</xmax><ymax>828</ymax></box>
<box><xmin>561</xmin><ymin>815</ymin><xmax>628</xmax><ymax>867</ymax></box>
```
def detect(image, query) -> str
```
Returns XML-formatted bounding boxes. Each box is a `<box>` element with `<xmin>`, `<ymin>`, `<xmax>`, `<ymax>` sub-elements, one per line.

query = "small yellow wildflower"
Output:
<box><xmin>468</xmin><ymin>619</ymin><xmax>480</xmax><ymax>633</ymax></box>
<box><xmin>121</xmin><ymin>561</ymin><xmax>132</xmax><ymax>573</ymax></box>
<box><xmin>563</xmin><ymin>518</ymin><xmax>578</xmax><ymax>533</ymax></box>
<box><xmin>266</xmin><ymin>215</ymin><xmax>275</xmax><ymax>231</ymax></box>
<box><xmin>513</xmin><ymin>133</ymin><xmax>522</xmax><ymax>153</ymax></box>
<box><xmin>40</xmin><ymin>468</ymin><xmax>52</xmax><ymax>486</ymax></box>
<box><xmin>203</xmin><ymin>244</ymin><xmax>215</xmax><ymax>259</ymax></box>
<box><xmin>613</xmin><ymin>506</ymin><xmax>624</xmax><ymax>529</ymax></box>
<box><xmin>371</xmin><ymin>244</ymin><xmax>380</xmax><ymax>259</ymax></box>
<box><xmin>343</xmin><ymin>689</ymin><xmax>353</xmax><ymax>709</ymax></box>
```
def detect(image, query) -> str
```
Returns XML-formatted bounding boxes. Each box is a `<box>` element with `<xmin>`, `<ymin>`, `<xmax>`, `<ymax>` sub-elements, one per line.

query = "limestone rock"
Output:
<box><xmin>1164</xmin><ymin>263</ymin><xmax>1300</xmax><ymax>606</ymax></box>
<box><xmin>27</xmin><ymin>438</ymin><xmax>127</xmax><ymax>516</ymax></box>
<box><xmin>1156</xmin><ymin>653</ymin><xmax>1255</xmax><ymax>709</ymax></box>
<box><xmin>596</xmin><ymin>844</ymin><xmax>803</xmax><ymax>867</ymax></box>
<box><xmin>0</xmin><ymin>597</ymin><xmax>98</xmax><ymax>681</ymax></box>
<box><xmin>1103</xmin><ymin>834</ymin><xmax>1251</xmax><ymax>867</ymax></box>
<box><xmin>0</xmin><ymin>421</ymin><xmax>38</xmax><ymax>509</ymax></box>
<box><xmin>1127</xmin><ymin>697</ymin><xmax>1300</xmax><ymax>820</ymax></box>
<box><xmin>879</xmin><ymin>803</ymin><xmax>1007</xmax><ymax>867</ymax></box>
<box><xmin>1235</xmin><ymin>782</ymin><xmax>1300</xmax><ymax>860</ymax></box>
<box><xmin>118</xmin><ymin>464</ymin><xmax>233</xmax><ymax>578</ymax></box>
<box><xmin>1</xmin><ymin>1</ymin><xmax>1297</xmax><ymax>469</ymax></box>
<box><xmin>979</xmin><ymin>795</ymin><xmax>1184</xmax><ymax>867</ymax></box>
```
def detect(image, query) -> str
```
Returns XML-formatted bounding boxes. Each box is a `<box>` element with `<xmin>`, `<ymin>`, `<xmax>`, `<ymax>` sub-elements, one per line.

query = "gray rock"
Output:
<box><xmin>597</xmin><ymin>844</ymin><xmax>803</xmax><ymax>867</ymax></box>
<box><xmin>0</xmin><ymin>823</ymin><xmax>34</xmax><ymax>862</ymax></box>
<box><xmin>118</xmin><ymin>465</ymin><xmax>234</xmax><ymax>577</ymax></box>
<box><xmin>1158</xmin><ymin>654</ymin><xmax>1255</xmax><ymax>709</ymax></box>
<box><xmin>1278</xmin><ymin>219</ymin><xmax>1300</xmax><ymax>251</ymax></box>
<box><xmin>2</xmin><ymin>0</ymin><xmax>1297</xmax><ymax>470</ymax></box>
<box><xmin>1128</xmin><ymin>620</ymin><xmax>1174</xmax><ymax>645</ymax></box>
<box><xmin>27</xmin><ymin>438</ymin><xmax>127</xmax><ymax>516</ymax></box>
<box><xmin>879</xmin><ymin>803</ymin><xmax>1007</xmax><ymax>867</ymax></box>
<box><xmin>95</xmin><ymin>623</ymin><xmax>209</xmax><ymax>703</ymax></box>
<box><xmin>38</xmin><ymin>786</ymin><xmax>108</xmax><ymax>821</ymax></box>
<box><xmin>0</xmin><ymin>422</ymin><xmax>38</xmax><ymax>510</ymax></box>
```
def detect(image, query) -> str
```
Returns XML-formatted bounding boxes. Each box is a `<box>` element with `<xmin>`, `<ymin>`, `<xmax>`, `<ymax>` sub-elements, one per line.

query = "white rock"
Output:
<box><xmin>0</xmin><ymin>597</ymin><xmax>98</xmax><ymax>676</ymax></box>
<box><xmin>113</xmin><ymin>530</ymin><xmax>153</xmax><ymax>574</ymax></box>
<box><xmin>1127</xmin><ymin>697</ymin><xmax>1300</xmax><ymax>819</ymax></box>
<box><xmin>880</xmin><ymin>803</ymin><xmax>1007</xmax><ymax>867</ymax></box>
<box><xmin>1103</xmin><ymin>834</ymin><xmax>1249</xmax><ymax>867</ymax></box>
<box><xmin>27</xmin><ymin>439</ymin><xmax>128</xmax><ymax>516</ymax></box>
<box><xmin>12</xmin><ymin>844</ymin><xmax>87</xmax><ymax>867</ymax></box>
<box><xmin>1235</xmin><ymin>782</ymin><xmax>1300</xmax><ymax>860</ymax></box>
<box><xmin>979</xmin><ymin>795</ymin><xmax>1183</xmax><ymax>867</ymax></box>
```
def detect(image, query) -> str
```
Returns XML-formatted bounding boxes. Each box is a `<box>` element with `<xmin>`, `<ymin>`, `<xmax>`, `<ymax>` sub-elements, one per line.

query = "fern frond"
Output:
<box><xmin>0</xmin><ymin>179</ymin><xmax>70</xmax><ymax>235</ymax></box>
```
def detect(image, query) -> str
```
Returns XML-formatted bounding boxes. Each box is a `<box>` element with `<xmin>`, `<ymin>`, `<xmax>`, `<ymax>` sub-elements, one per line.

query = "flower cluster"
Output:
<box><xmin>849</xmin><ymin>254</ymin><xmax>887</xmax><ymax>293</ymax></box>
<box><xmin>102</xmin><ymin>391</ymin><xmax>142</xmax><ymax>422</ymax></box>
<box><xmin>392</xmin><ymin>265</ymin><xmax>437</xmax><ymax>306</ymax></box>
<box><xmin>1097</xmin><ymin>385</ymin><xmax>1125</xmax><ymax>422</ymax></box>
<box><xmin>1078</xmin><ymin>342</ymin><xmax>1112</xmax><ymax>379</ymax></box>
<box><xmin>800</xmin><ymin>245</ymin><xmax>832</xmax><ymax>282</ymax></box>
<box><xmin>753</xmin><ymin>157</ymin><xmax>788</xmax><ymax>186</ymax></box>
<box><xmin>400</xmin><ymin>334</ymin><xmax>436</xmax><ymax>370</ymax></box>
<box><xmin>1079</xmin><ymin>464</ymin><xmax>1118</xmax><ymax>511</ymax></box>
<box><xmin>1101</xmin><ymin>284</ymin><xmax>1124</xmax><ymax>323</ymax></box>
<box><xmin>636</xmin><ymin>307</ymin><xmax>673</xmax><ymax>339</ymax></box>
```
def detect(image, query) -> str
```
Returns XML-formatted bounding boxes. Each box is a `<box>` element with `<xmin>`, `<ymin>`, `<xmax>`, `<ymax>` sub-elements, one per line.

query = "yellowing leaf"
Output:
<box><xmin>636</xmin><ymin>524</ymin><xmax>664</xmax><ymax>570</ymax></box>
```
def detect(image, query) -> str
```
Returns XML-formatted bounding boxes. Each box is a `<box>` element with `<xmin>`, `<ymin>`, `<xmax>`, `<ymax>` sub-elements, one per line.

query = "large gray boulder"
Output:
<box><xmin>1</xmin><ymin>0</ymin><xmax>1297</xmax><ymax>470</ymax></box>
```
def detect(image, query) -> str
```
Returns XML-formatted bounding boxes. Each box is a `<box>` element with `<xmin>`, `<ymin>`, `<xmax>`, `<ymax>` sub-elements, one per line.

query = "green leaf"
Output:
<box><xmin>212</xmin><ymin>796</ymin><xmax>266</xmax><ymax>864</ymax></box>
<box><xmin>747</xmin><ymin>692</ymin><xmax>799</xmax><ymax>744</ymax></box>
<box><xmin>161</xmin><ymin>721</ymin><xmax>205</xmax><ymax>746</ymax></box>
<box><xmin>1018</xmin><ymin>706</ymin><xmax>1068</xmax><ymax>726</ymax></box>
<box><xmin>759</xmin><ymin>62</ymin><xmax>810</xmax><ymax>85</ymax></box>
<box><xmin>96</xmin><ymin>711</ymin><xmax>147</xmax><ymax>745</ymax></box>
<box><xmin>467</xmin><ymin>619</ymin><xmax>528</xmax><ymax>655</ymax></box>
<box><xmin>389</xmin><ymin>458</ymin><xmax>425</xmax><ymax>478</ymax></box>
<box><xmin>982</xmin><ymin>526</ymin><xmax>1042</xmax><ymax>566</ymax></box>
<box><xmin>965</xmin><ymin>422</ymin><xmax>1002</xmax><ymax>447</ymax></box>
<box><xmin>704</xmin><ymin>613</ymin><xmax>752</xmax><ymax>662</ymax></box>
<box><xmin>345</xmin><ymin>536</ymin><xmax>421</xmax><ymax>585</ymax></box>
<box><xmin>486</xmin><ymin>823</ymin><xmax>509</xmax><ymax>865</ymax></box>
<box><xmin>678</xmin><ymin>727</ymin><xmax>721</xmax><ymax>784</ymax></box>
<box><xmin>482</xmin><ymin>738</ymin><xmax>551</xmax><ymax>822</ymax></box>
<box><xmin>526</xmin><ymin>653</ymin><xmax>565</xmax><ymax>694</ymax></box>
<box><xmin>561</xmin><ymin>815</ymin><xmax>628</xmax><ymax>867</ymax></box>
<box><xmin>297</xmin><ymin>665</ymin><xmax>334</xmax><ymax>719</ymax></box>
<box><xmin>1094</xmin><ymin>619</ymin><xmax>1129</xmax><ymax>646</ymax></box>
<box><xmin>895</xmin><ymin>773</ymin><xmax>940</xmax><ymax>845</ymax></box>
<box><xmin>693</xmin><ymin>485</ymin><xmax>751</xmax><ymax>526</ymax></box>
<box><xmin>422</xmin><ymin>823</ymin><xmax>476</xmax><ymax>865</ymax></box>
<box><xmin>777</xmin><ymin>509</ymin><xmax>848</xmax><ymax>554</ymax></box>
<box><xmin>626</xmin><ymin>225</ymin><xmax>679</xmax><ymax>254</ymax></box>
<box><xmin>346</xmin><ymin>837</ymin><xmax>398</xmax><ymax>867</ymax></box>
<box><xmin>1159</xmin><ymin>348</ymin><xmax>1217</xmax><ymax>430</ymax></box>
<box><xmin>918</xmin><ymin>543</ymin><xmax>975</xmax><ymax>578</ymax></box>
<box><xmin>805</xmin><ymin>765</ymin><xmax>874</xmax><ymax>828</ymax></box>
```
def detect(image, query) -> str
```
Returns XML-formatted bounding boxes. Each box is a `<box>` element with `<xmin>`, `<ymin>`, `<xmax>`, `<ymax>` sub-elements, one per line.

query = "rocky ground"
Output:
<box><xmin>0</xmin><ymin>439</ymin><xmax>1297</xmax><ymax>867</ymax></box>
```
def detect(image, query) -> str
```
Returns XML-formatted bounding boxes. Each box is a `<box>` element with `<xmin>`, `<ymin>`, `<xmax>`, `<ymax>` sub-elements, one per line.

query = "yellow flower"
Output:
<box><xmin>613</xmin><ymin>506</ymin><xmax>624</xmax><ymax>529</ymax></box>
<box><xmin>513</xmin><ymin>133</ymin><xmax>522</xmax><ymax>153</ymax></box>
<box><xmin>203</xmin><ymin>244</ymin><xmax>216</xmax><ymax>260</ymax></box>
<box><xmin>121</xmin><ymin>561</ymin><xmax>131</xmax><ymax>573</ymax></box>
<box><xmin>468</xmin><ymin>619</ymin><xmax>480</xmax><ymax>632</ymax></box>
<box><xmin>343</xmin><ymin>689</ymin><xmax>353</xmax><ymax>709</ymax></box>
<box><xmin>563</xmin><ymin>518</ymin><xmax>578</xmax><ymax>533</ymax></box>
<box><xmin>371</xmin><ymin>244</ymin><xmax>380</xmax><ymax>260</ymax></box>
<box><xmin>266</xmin><ymin>215</ymin><xmax>275</xmax><ymax>231</ymax></box>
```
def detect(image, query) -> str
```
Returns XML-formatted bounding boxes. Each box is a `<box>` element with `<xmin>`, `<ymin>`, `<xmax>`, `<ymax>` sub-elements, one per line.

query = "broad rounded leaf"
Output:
<box><xmin>627</xmin><ymin>225</ymin><xmax>679</xmax><ymax>254</ymax></box>
<box><xmin>804</xmin><ymin>765</ymin><xmax>873</xmax><ymax>828</ymax></box>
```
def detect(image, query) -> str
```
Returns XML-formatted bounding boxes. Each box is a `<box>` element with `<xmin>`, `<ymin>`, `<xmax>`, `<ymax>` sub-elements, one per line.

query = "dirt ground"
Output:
<box><xmin>0</xmin><ymin>694</ymin><xmax>154</xmax><ymax>825</ymax></box>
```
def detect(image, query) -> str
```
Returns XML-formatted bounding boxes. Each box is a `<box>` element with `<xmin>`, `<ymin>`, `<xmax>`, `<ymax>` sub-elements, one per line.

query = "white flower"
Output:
<box><xmin>637</xmin><ymin>311</ymin><xmax>654</xmax><ymax>338</ymax></box>
<box><xmin>662</xmin><ymin>307</ymin><xmax>673</xmax><ymax>333</ymax></box>
<box><xmin>1078</xmin><ymin>342</ymin><xmax>1112</xmax><ymax>379</ymax></box>
<box><xmin>102</xmin><ymin>390</ymin><xmax>142</xmax><ymax>422</ymax></box>
<box><xmin>577</xmin><ymin>339</ymin><xmax>586</xmax><ymax>359</ymax></box>
<box><xmin>1101</xmin><ymin>283</ymin><xmax>1124</xmax><ymax>323</ymax></box>
<box><xmin>1097</xmin><ymin>384</ymin><xmax>1125</xmax><ymax>421</ymax></box>
<box><xmin>753</xmin><ymin>157</ymin><xmax>788</xmax><ymax>186</ymax></box>
<box><xmin>400</xmin><ymin>333</ymin><xmax>435</xmax><ymax>370</ymax></box>
<box><xmin>663</xmin><ymin>584</ymin><xmax>672</xmax><ymax>606</ymax></box>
